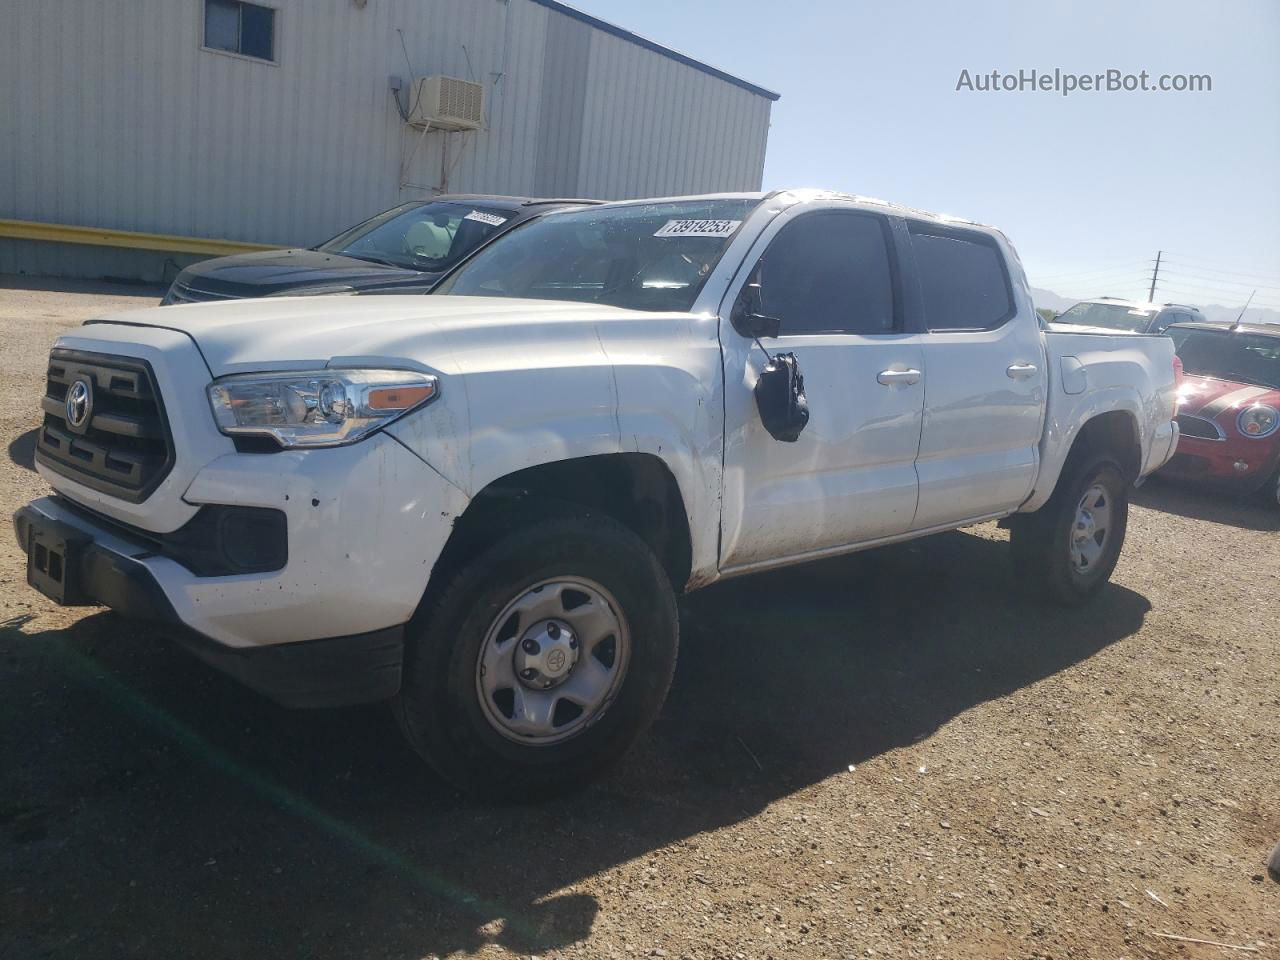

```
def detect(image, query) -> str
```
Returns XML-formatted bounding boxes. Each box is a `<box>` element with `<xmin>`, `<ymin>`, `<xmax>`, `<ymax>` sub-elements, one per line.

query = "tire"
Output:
<box><xmin>1264</xmin><ymin>467</ymin><xmax>1280</xmax><ymax>510</ymax></box>
<box><xmin>393</xmin><ymin>511</ymin><xmax>678</xmax><ymax>798</ymax></box>
<box><xmin>1009</xmin><ymin>451</ymin><xmax>1129</xmax><ymax>605</ymax></box>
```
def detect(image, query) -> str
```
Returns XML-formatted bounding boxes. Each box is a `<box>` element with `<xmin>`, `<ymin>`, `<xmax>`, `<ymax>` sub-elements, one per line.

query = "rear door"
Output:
<box><xmin>718</xmin><ymin>204</ymin><xmax>926</xmax><ymax>570</ymax></box>
<box><xmin>906</xmin><ymin>223</ymin><xmax>1046</xmax><ymax>529</ymax></box>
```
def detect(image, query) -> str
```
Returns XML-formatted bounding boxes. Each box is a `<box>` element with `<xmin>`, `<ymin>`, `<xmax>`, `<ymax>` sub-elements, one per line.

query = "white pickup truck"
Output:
<box><xmin>16</xmin><ymin>190</ymin><xmax>1179</xmax><ymax>795</ymax></box>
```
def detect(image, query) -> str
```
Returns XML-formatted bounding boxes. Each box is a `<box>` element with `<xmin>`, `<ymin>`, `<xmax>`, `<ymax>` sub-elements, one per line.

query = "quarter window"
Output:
<box><xmin>757</xmin><ymin>212</ymin><xmax>897</xmax><ymax>335</ymax></box>
<box><xmin>910</xmin><ymin>227</ymin><xmax>1013</xmax><ymax>331</ymax></box>
<box><xmin>205</xmin><ymin>0</ymin><xmax>276</xmax><ymax>62</ymax></box>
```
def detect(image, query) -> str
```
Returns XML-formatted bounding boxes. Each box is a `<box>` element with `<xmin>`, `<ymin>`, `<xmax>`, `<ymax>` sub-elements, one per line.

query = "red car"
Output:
<box><xmin>1161</xmin><ymin>322</ymin><xmax>1280</xmax><ymax>506</ymax></box>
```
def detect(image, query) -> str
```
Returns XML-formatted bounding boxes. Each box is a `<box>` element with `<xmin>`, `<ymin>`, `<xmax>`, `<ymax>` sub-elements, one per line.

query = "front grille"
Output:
<box><xmin>1175</xmin><ymin>414</ymin><xmax>1225</xmax><ymax>441</ymax></box>
<box><xmin>36</xmin><ymin>349</ymin><xmax>175</xmax><ymax>502</ymax></box>
<box><xmin>167</xmin><ymin>281</ymin><xmax>236</xmax><ymax>304</ymax></box>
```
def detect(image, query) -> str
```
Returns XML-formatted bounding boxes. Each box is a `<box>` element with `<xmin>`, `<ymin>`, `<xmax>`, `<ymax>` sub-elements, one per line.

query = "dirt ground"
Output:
<box><xmin>1</xmin><ymin>278</ymin><xmax>1277</xmax><ymax>960</ymax></box>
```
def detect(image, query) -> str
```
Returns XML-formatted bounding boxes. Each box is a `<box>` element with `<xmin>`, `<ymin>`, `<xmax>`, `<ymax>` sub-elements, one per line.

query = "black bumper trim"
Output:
<box><xmin>14</xmin><ymin>504</ymin><xmax>404</xmax><ymax>709</ymax></box>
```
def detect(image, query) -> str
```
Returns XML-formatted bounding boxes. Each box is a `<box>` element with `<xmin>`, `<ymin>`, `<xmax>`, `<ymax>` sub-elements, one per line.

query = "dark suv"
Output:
<box><xmin>162</xmin><ymin>195</ymin><xmax>596</xmax><ymax>304</ymax></box>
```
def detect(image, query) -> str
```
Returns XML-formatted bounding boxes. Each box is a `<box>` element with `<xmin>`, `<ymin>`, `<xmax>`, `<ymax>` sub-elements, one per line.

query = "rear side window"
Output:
<box><xmin>910</xmin><ymin>227</ymin><xmax>1013</xmax><ymax>331</ymax></box>
<box><xmin>1153</xmin><ymin>311</ymin><xmax>1191</xmax><ymax>332</ymax></box>
<box><xmin>758</xmin><ymin>211</ymin><xmax>897</xmax><ymax>335</ymax></box>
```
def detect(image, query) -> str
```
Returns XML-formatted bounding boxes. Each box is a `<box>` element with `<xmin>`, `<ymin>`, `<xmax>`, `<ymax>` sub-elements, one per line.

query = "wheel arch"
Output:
<box><xmin>1073</xmin><ymin>410</ymin><xmax>1143</xmax><ymax>482</ymax></box>
<box><xmin>1022</xmin><ymin>399</ymin><xmax>1146</xmax><ymax>513</ymax></box>
<box><xmin>430</xmin><ymin>452</ymin><xmax>696</xmax><ymax>596</ymax></box>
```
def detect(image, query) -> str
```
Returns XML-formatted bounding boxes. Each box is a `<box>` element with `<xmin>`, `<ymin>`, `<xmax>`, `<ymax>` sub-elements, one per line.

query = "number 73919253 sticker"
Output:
<box><xmin>653</xmin><ymin>219</ymin><xmax>742</xmax><ymax>238</ymax></box>
<box><xmin>464</xmin><ymin>210</ymin><xmax>508</xmax><ymax>227</ymax></box>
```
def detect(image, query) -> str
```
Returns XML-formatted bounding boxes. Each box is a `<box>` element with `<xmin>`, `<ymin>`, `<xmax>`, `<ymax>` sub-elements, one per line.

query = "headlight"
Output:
<box><xmin>207</xmin><ymin>369</ymin><xmax>438</xmax><ymax>448</ymax></box>
<box><xmin>1237</xmin><ymin>404</ymin><xmax>1279</xmax><ymax>439</ymax></box>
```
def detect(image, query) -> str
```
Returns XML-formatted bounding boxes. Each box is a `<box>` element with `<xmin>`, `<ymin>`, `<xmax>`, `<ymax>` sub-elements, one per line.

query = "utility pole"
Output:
<box><xmin>1147</xmin><ymin>250</ymin><xmax>1162</xmax><ymax>302</ymax></box>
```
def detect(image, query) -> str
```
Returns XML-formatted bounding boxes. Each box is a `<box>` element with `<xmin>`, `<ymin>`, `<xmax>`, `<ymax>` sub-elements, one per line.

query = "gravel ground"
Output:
<box><xmin>2</xmin><ymin>279</ymin><xmax>1277</xmax><ymax>960</ymax></box>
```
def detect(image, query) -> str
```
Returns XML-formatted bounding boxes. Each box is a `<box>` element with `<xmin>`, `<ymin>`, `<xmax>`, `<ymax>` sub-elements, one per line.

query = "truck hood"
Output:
<box><xmin>85</xmin><ymin>294</ymin><xmax>662</xmax><ymax>376</ymax></box>
<box><xmin>1176</xmin><ymin>373</ymin><xmax>1280</xmax><ymax>418</ymax></box>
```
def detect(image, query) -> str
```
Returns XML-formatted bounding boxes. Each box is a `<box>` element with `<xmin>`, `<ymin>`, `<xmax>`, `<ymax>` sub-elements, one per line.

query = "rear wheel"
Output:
<box><xmin>1010</xmin><ymin>451</ymin><xmax>1129</xmax><ymax>604</ymax></box>
<box><xmin>394</xmin><ymin>512</ymin><xmax>678</xmax><ymax>797</ymax></box>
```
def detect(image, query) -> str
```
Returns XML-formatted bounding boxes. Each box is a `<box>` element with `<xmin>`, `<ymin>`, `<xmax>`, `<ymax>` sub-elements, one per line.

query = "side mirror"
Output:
<box><xmin>754</xmin><ymin>352</ymin><xmax>810</xmax><ymax>442</ymax></box>
<box><xmin>731</xmin><ymin>275</ymin><xmax>781</xmax><ymax>340</ymax></box>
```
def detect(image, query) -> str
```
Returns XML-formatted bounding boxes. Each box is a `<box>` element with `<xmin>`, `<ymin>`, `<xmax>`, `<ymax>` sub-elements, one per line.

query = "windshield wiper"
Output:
<box><xmin>341</xmin><ymin>253</ymin><xmax>406</xmax><ymax>269</ymax></box>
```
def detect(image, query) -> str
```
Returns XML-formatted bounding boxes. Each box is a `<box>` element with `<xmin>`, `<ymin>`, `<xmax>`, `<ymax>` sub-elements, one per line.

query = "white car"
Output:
<box><xmin>1052</xmin><ymin>297</ymin><xmax>1207</xmax><ymax>334</ymax></box>
<box><xmin>16</xmin><ymin>190</ymin><xmax>1179</xmax><ymax>795</ymax></box>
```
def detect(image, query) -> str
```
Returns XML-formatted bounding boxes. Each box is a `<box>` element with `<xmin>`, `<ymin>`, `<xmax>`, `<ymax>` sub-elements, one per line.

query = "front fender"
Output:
<box><xmin>385</xmin><ymin>314</ymin><xmax>726</xmax><ymax>584</ymax></box>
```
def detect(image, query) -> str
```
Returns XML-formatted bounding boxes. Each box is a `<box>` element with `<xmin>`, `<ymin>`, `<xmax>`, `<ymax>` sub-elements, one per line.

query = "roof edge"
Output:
<box><xmin>527</xmin><ymin>0</ymin><xmax>781</xmax><ymax>101</ymax></box>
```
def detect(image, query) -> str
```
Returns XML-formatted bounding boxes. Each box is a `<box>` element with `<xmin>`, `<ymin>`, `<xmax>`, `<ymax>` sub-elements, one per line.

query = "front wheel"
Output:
<box><xmin>394</xmin><ymin>513</ymin><xmax>678</xmax><ymax>797</ymax></box>
<box><xmin>1009</xmin><ymin>452</ymin><xmax>1129</xmax><ymax>605</ymax></box>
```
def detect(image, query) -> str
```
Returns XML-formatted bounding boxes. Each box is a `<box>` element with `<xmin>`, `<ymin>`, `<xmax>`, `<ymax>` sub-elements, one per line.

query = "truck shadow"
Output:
<box><xmin>1133</xmin><ymin>476</ymin><xmax>1280</xmax><ymax>532</ymax></box>
<box><xmin>8</xmin><ymin>427</ymin><xmax>38</xmax><ymax>471</ymax></box>
<box><xmin>0</xmin><ymin>529</ymin><xmax>1149</xmax><ymax>959</ymax></box>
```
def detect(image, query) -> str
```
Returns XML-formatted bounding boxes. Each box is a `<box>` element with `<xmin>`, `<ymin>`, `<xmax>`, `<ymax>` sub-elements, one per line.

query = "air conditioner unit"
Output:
<box><xmin>407</xmin><ymin>75</ymin><xmax>485</xmax><ymax>131</ymax></box>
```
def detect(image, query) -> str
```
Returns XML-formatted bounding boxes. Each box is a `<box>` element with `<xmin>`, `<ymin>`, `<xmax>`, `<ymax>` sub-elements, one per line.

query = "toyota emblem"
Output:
<box><xmin>65</xmin><ymin>378</ymin><xmax>93</xmax><ymax>430</ymax></box>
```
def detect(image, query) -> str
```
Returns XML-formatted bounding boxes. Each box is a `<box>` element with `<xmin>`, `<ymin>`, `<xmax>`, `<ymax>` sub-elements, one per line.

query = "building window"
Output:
<box><xmin>204</xmin><ymin>0</ymin><xmax>276</xmax><ymax>62</ymax></box>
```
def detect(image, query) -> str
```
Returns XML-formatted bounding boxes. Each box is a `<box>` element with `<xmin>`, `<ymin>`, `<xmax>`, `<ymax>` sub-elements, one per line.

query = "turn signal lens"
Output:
<box><xmin>367</xmin><ymin>383</ymin><xmax>436</xmax><ymax>410</ymax></box>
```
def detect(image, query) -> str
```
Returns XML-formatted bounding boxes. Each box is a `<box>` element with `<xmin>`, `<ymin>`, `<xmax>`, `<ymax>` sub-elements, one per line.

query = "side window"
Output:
<box><xmin>909</xmin><ymin>227</ymin><xmax>1013</xmax><ymax>331</ymax></box>
<box><xmin>757</xmin><ymin>212</ymin><xmax>897</xmax><ymax>335</ymax></box>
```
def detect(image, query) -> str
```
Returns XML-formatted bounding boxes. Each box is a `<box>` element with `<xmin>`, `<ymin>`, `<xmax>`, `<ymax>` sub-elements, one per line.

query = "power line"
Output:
<box><xmin>1157</xmin><ymin>274</ymin><xmax>1280</xmax><ymax>299</ymax></box>
<box><xmin>1157</xmin><ymin>285</ymin><xmax>1280</xmax><ymax>310</ymax></box>
<box><xmin>1029</xmin><ymin>272</ymin><xmax>1151</xmax><ymax>289</ymax></box>
<box><xmin>1030</xmin><ymin>262</ymin><xmax>1151</xmax><ymax>282</ymax></box>
<box><xmin>1159</xmin><ymin>254</ymin><xmax>1280</xmax><ymax>283</ymax></box>
<box><xmin>1154</xmin><ymin>268</ymin><xmax>1280</xmax><ymax>294</ymax></box>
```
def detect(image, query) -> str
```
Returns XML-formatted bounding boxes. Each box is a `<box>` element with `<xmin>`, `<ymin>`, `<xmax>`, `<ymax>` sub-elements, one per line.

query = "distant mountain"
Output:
<box><xmin>1029</xmin><ymin>288</ymin><xmax>1077</xmax><ymax>314</ymax></box>
<box><xmin>1030</xmin><ymin>287</ymin><xmax>1279</xmax><ymax>326</ymax></box>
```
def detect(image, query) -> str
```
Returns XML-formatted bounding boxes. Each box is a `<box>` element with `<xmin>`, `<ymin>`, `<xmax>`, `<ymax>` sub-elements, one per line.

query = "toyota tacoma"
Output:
<box><xmin>16</xmin><ymin>190</ymin><xmax>1180</xmax><ymax>794</ymax></box>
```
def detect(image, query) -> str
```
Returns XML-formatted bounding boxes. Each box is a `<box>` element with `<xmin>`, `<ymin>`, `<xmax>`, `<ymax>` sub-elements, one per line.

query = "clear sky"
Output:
<box><xmin>572</xmin><ymin>0</ymin><xmax>1280</xmax><ymax>312</ymax></box>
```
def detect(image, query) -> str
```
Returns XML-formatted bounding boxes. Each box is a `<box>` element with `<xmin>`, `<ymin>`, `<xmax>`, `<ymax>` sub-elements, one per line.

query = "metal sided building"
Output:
<box><xmin>0</xmin><ymin>0</ymin><xmax>778</xmax><ymax>282</ymax></box>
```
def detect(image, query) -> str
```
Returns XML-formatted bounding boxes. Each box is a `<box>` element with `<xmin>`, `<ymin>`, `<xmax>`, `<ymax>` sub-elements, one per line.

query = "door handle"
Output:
<box><xmin>1007</xmin><ymin>363</ymin><xmax>1038</xmax><ymax>380</ymax></box>
<box><xmin>877</xmin><ymin>368</ymin><xmax>922</xmax><ymax>386</ymax></box>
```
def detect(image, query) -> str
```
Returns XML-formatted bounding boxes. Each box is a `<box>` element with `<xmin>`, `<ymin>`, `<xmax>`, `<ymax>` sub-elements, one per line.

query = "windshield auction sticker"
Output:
<box><xmin>464</xmin><ymin>210</ymin><xmax>508</xmax><ymax>226</ymax></box>
<box><xmin>653</xmin><ymin>219</ymin><xmax>742</xmax><ymax>238</ymax></box>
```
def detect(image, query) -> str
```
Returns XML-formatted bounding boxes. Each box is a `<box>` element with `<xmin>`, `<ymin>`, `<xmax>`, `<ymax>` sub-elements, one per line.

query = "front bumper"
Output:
<box><xmin>14</xmin><ymin>501</ymin><xmax>401</xmax><ymax>707</ymax></box>
<box><xmin>1158</xmin><ymin>433</ymin><xmax>1280</xmax><ymax>493</ymax></box>
<box><xmin>16</xmin><ymin>433</ymin><xmax>468</xmax><ymax>706</ymax></box>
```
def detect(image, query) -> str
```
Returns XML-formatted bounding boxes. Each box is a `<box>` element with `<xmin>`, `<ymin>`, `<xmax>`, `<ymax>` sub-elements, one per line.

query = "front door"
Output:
<box><xmin>719</xmin><ymin>205</ymin><xmax>926</xmax><ymax>571</ymax></box>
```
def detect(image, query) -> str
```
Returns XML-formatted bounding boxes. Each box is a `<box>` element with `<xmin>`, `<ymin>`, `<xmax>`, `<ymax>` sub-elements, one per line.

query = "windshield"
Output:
<box><xmin>435</xmin><ymin>198</ymin><xmax>762</xmax><ymax>312</ymax></box>
<box><xmin>316</xmin><ymin>201</ymin><xmax>513</xmax><ymax>272</ymax></box>
<box><xmin>1055</xmin><ymin>302</ymin><xmax>1158</xmax><ymax>332</ymax></box>
<box><xmin>1168</xmin><ymin>328</ymin><xmax>1280</xmax><ymax>389</ymax></box>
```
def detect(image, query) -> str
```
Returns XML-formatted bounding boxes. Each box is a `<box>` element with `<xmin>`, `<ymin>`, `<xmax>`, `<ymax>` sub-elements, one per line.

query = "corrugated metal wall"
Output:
<box><xmin>0</xmin><ymin>0</ymin><xmax>774</xmax><ymax>281</ymax></box>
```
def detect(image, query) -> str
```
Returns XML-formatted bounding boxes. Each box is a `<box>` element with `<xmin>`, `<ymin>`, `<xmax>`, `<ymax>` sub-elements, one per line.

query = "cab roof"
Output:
<box><xmin>582</xmin><ymin>189</ymin><xmax>998</xmax><ymax>232</ymax></box>
<box><xmin>1075</xmin><ymin>297</ymin><xmax>1203</xmax><ymax>314</ymax></box>
<box><xmin>431</xmin><ymin>194</ymin><xmax>602</xmax><ymax>212</ymax></box>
